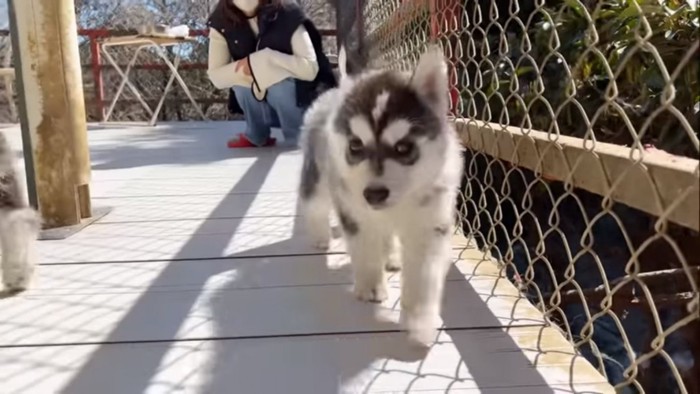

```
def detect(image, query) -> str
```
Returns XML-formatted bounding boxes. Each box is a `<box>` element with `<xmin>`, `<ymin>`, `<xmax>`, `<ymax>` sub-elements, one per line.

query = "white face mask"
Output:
<box><xmin>232</xmin><ymin>0</ymin><xmax>259</xmax><ymax>15</ymax></box>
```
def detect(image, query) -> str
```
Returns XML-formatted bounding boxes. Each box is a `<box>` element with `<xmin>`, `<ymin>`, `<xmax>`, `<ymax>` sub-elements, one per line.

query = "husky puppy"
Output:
<box><xmin>298</xmin><ymin>45</ymin><xmax>463</xmax><ymax>345</ymax></box>
<box><xmin>0</xmin><ymin>132</ymin><xmax>40</xmax><ymax>292</ymax></box>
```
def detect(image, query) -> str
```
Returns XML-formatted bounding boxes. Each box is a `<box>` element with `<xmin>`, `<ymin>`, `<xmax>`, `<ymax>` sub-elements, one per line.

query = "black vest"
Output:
<box><xmin>207</xmin><ymin>3</ymin><xmax>337</xmax><ymax>115</ymax></box>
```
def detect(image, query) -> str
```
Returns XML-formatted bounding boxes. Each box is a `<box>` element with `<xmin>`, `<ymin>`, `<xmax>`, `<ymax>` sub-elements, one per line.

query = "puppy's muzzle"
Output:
<box><xmin>363</xmin><ymin>186</ymin><xmax>390</xmax><ymax>208</ymax></box>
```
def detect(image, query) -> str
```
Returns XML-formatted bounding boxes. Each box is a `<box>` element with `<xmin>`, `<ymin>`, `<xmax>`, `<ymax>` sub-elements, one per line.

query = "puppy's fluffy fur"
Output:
<box><xmin>298</xmin><ymin>46</ymin><xmax>463</xmax><ymax>345</ymax></box>
<box><xmin>0</xmin><ymin>132</ymin><xmax>39</xmax><ymax>292</ymax></box>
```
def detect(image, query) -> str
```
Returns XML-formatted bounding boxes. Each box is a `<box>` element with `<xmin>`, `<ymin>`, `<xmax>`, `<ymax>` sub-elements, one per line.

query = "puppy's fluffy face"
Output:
<box><xmin>328</xmin><ymin>48</ymin><xmax>451</xmax><ymax>209</ymax></box>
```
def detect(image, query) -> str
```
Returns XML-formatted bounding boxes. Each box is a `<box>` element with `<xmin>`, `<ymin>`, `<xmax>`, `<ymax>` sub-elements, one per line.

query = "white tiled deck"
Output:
<box><xmin>0</xmin><ymin>122</ymin><xmax>612</xmax><ymax>393</ymax></box>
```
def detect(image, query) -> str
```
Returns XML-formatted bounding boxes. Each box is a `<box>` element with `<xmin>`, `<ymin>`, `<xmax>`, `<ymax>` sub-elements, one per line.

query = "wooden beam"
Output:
<box><xmin>456</xmin><ymin>119</ymin><xmax>699</xmax><ymax>231</ymax></box>
<box><xmin>10</xmin><ymin>0</ymin><xmax>93</xmax><ymax>228</ymax></box>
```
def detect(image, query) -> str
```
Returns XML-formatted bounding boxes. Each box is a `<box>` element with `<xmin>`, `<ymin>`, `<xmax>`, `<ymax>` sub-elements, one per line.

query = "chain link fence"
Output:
<box><xmin>0</xmin><ymin>31</ymin><xmax>16</xmax><ymax>124</ymax></box>
<box><xmin>0</xmin><ymin>0</ymin><xmax>337</xmax><ymax>124</ymax></box>
<box><xmin>362</xmin><ymin>0</ymin><xmax>698</xmax><ymax>393</ymax></box>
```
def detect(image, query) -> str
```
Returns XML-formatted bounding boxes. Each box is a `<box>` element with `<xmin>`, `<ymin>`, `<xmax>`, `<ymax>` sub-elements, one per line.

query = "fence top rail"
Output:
<box><xmin>457</xmin><ymin>119</ymin><xmax>700</xmax><ymax>232</ymax></box>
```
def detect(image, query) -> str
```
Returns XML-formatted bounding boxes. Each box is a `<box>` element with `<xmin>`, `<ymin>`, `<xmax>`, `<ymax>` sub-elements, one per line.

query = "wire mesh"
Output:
<box><xmin>363</xmin><ymin>0</ymin><xmax>699</xmax><ymax>393</ymax></box>
<box><xmin>0</xmin><ymin>33</ymin><xmax>16</xmax><ymax>124</ymax></box>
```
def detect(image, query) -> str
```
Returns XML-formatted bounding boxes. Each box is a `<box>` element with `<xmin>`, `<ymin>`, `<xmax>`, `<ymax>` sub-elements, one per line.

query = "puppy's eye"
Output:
<box><xmin>348</xmin><ymin>137</ymin><xmax>364</xmax><ymax>154</ymax></box>
<box><xmin>394</xmin><ymin>140</ymin><xmax>415</xmax><ymax>157</ymax></box>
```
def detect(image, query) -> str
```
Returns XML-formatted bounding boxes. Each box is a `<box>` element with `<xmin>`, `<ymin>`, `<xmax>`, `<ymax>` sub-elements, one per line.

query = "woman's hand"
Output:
<box><xmin>234</xmin><ymin>57</ymin><xmax>252</xmax><ymax>77</ymax></box>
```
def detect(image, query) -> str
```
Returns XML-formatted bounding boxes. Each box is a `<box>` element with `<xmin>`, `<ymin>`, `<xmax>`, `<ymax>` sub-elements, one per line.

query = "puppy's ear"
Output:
<box><xmin>337</xmin><ymin>44</ymin><xmax>367</xmax><ymax>82</ymax></box>
<box><xmin>338</xmin><ymin>45</ymin><xmax>350</xmax><ymax>80</ymax></box>
<box><xmin>410</xmin><ymin>45</ymin><xmax>449</xmax><ymax>114</ymax></box>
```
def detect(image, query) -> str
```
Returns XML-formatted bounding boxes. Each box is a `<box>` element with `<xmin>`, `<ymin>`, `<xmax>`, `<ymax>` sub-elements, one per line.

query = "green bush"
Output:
<box><xmin>461</xmin><ymin>0</ymin><xmax>699</xmax><ymax>158</ymax></box>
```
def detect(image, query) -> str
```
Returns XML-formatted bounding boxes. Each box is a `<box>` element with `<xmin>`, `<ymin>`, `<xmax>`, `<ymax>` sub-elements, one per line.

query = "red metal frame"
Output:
<box><xmin>87</xmin><ymin>32</ymin><xmax>107</xmax><ymax>120</ymax></box>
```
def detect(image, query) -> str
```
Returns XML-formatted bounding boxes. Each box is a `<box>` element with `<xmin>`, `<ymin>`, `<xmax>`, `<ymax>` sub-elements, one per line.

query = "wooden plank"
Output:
<box><xmin>34</xmin><ymin>215</ymin><xmax>339</xmax><ymax>263</ymax></box>
<box><xmin>87</xmin><ymin>151</ymin><xmax>304</xmax><ymax>197</ymax></box>
<box><xmin>35</xmin><ymin>216</ymin><xmax>475</xmax><ymax>264</ymax></box>
<box><xmin>87</xmin><ymin>175</ymin><xmax>300</xmax><ymax>197</ymax></box>
<box><xmin>0</xmin><ymin>255</ymin><xmax>545</xmax><ymax>346</ymax></box>
<box><xmin>93</xmin><ymin>192</ymin><xmax>300</xmax><ymax>223</ymax></box>
<box><xmin>0</xmin><ymin>327</ymin><xmax>612</xmax><ymax>394</ymax></box>
<box><xmin>19</xmin><ymin>248</ymin><xmax>505</xmax><ymax>292</ymax></box>
<box><xmin>457</xmin><ymin>119</ymin><xmax>700</xmax><ymax>231</ymax></box>
<box><xmin>8</xmin><ymin>255</ymin><xmax>481</xmax><ymax>296</ymax></box>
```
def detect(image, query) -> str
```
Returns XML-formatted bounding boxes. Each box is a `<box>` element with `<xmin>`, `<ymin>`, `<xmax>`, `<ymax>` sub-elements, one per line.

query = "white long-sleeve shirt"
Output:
<box><xmin>207</xmin><ymin>17</ymin><xmax>319</xmax><ymax>100</ymax></box>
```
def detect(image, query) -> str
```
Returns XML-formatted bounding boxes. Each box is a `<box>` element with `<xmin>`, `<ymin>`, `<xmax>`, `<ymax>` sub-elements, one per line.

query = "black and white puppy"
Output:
<box><xmin>298</xmin><ymin>45</ymin><xmax>462</xmax><ymax>345</ymax></box>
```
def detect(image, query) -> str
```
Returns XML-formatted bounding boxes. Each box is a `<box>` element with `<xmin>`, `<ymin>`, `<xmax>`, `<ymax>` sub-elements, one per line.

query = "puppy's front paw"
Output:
<box><xmin>303</xmin><ymin>216</ymin><xmax>331</xmax><ymax>250</ymax></box>
<box><xmin>385</xmin><ymin>259</ymin><xmax>401</xmax><ymax>272</ymax></box>
<box><xmin>311</xmin><ymin>236</ymin><xmax>331</xmax><ymax>250</ymax></box>
<box><xmin>400</xmin><ymin>309</ymin><xmax>439</xmax><ymax>347</ymax></box>
<box><xmin>2</xmin><ymin>263</ymin><xmax>33</xmax><ymax>292</ymax></box>
<box><xmin>353</xmin><ymin>282</ymin><xmax>388</xmax><ymax>303</ymax></box>
<box><xmin>407</xmin><ymin>326</ymin><xmax>437</xmax><ymax>348</ymax></box>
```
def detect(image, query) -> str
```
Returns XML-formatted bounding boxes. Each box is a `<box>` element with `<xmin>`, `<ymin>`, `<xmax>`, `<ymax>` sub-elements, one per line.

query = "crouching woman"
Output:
<box><xmin>207</xmin><ymin>0</ymin><xmax>336</xmax><ymax>148</ymax></box>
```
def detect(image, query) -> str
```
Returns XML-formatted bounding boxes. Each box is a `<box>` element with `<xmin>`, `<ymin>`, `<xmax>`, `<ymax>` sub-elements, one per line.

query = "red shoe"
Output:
<box><xmin>227</xmin><ymin>134</ymin><xmax>276</xmax><ymax>148</ymax></box>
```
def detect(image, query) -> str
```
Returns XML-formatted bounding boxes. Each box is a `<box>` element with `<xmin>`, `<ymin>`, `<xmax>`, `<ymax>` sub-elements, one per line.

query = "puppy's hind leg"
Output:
<box><xmin>299</xmin><ymin>155</ymin><xmax>332</xmax><ymax>250</ymax></box>
<box><xmin>1</xmin><ymin>207</ymin><xmax>40</xmax><ymax>292</ymax></box>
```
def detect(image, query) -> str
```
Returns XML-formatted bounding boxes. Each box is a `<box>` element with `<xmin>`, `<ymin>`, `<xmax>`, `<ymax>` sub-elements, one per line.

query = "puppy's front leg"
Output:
<box><xmin>300</xmin><ymin>191</ymin><xmax>332</xmax><ymax>250</ymax></box>
<box><xmin>341</xmin><ymin>211</ymin><xmax>389</xmax><ymax>303</ymax></box>
<box><xmin>299</xmin><ymin>154</ymin><xmax>332</xmax><ymax>250</ymax></box>
<box><xmin>398</xmin><ymin>220</ymin><xmax>452</xmax><ymax>346</ymax></box>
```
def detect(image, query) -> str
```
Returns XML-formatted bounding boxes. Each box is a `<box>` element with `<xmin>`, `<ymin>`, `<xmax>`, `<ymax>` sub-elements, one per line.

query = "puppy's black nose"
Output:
<box><xmin>363</xmin><ymin>186</ymin><xmax>390</xmax><ymax>206</ymax></box>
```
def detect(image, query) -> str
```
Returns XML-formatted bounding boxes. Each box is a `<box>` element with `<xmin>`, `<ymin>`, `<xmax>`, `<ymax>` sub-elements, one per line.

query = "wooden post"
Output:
<box><xmin>9</xmin><ymin>0</ymin><xmax>92</xmax><ymax>228</ymax></box>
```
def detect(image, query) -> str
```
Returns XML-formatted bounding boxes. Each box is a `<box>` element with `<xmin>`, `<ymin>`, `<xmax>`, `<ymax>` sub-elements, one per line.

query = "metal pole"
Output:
<box><xmin>7</xmin><ymin>0</ymin><xmax>37</xmax><ymax>210</ymax></box>
<box><xmin>8</xmin><ymin>0</ymin><xmax>93</xmax><ymax>228</ymax></box>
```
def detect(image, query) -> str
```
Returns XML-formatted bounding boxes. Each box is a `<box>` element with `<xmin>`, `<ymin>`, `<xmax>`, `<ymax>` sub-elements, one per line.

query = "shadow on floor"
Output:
<box><xmin>89</xmin><ymin>123</ymin><xmax>236</xmax><ymax>171</ymax></box>
<box><xmin>87</xmin><ymin>121</ymin><xmax>290</xmax><ymax>171</ymax></box>
<box><xmin>47</xmin><ymin>147</ymin><xmax>564</xmax><ymax>393</ymax></box>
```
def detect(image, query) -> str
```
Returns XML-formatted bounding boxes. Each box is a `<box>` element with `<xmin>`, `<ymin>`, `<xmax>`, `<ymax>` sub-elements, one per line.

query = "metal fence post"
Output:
<box><xmin>7</xmin><ymin>0</ymin><xmax>37</xmax><ymax>210</ymax></box>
